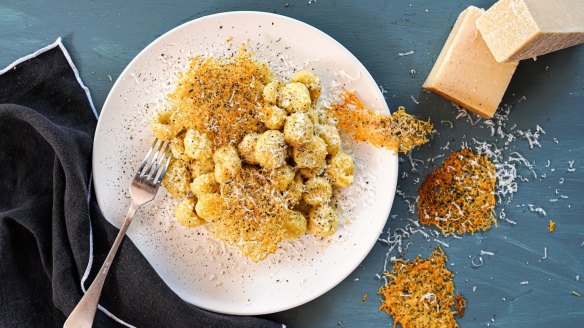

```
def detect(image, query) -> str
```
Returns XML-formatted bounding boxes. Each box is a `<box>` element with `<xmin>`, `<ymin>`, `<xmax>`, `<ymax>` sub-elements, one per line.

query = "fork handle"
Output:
<box><xmin>64</xmin><ymin>202</ymin><xmax>139</xmax><ymax>328</ymax></box>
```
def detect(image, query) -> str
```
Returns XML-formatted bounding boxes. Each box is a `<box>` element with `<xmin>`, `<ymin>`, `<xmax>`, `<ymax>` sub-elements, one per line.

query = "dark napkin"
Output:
<box><xmin>0</xmin><ymin>43</ymin><xmax>280</xmax><ymax>328</ymax></box>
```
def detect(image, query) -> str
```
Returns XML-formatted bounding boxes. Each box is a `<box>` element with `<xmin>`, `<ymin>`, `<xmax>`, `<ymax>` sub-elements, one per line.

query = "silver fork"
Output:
<box><xmin>64</xmin><ymin>139</ymin><xmax>171</xmax><ymax>328</ymax></box>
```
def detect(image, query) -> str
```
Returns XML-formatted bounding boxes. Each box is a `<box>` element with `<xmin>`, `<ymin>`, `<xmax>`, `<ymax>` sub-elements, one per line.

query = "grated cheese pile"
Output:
<box><xmin>326</xmin><ymin>91</ymin><xmax>433</xmax><ymax>153</ymax></box>
<box><xmin>378</xmin><ymin>246</ymin><xmax>466</xmax><ymax>327</ymax></box>
<box><xmin>211</xmin><ymin>166</ymin><xmax>296</xmax><ymax>262</ymax></box>
<box><xmin>418</xmin><ymin>149</ymin><xmax>497</xmax><ymax>235</ymax></box>
<box><xmin>168</xmin><ymin>47</ymin><xmax>270</xmax><ymax>149</ymax></box>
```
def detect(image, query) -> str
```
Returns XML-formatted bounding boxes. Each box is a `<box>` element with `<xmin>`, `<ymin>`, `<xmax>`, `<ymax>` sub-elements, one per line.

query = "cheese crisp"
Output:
<box><xmin>150</xmin><ymin>48</ymin><xmax>355</xmax><ymax>262</ymax></box>
<box><xmin>418</xmin><ymin>149</ymin><xmax>497</xmax><ymax>235</ymax></box>
<box><xmin>378</xmin><ymin>246</ymin><xmax>466</xmax><ymax>328</ymax></box>
<box><xmin>326</xmin><ymin>91</ymin><xmax>433</xmax><ymax>154</ymax></box>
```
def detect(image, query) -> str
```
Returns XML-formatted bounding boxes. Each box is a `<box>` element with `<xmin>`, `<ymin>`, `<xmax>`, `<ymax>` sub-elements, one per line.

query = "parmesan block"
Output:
<box><xmin>423</xmin><ymin>6</ymin><xmax>518</xmax><ymax>118</ymax></box>
<box><xmin>477</xmin><ymin>0</ymin><xmax>584</xmax><ymax>62</ymax></box>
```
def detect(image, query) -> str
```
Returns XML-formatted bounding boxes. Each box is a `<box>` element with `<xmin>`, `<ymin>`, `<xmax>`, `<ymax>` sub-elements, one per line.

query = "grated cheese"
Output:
<box><xmin>527</xmin><ymin>204</ymin><xmax>547</xmax><ymax>217</ymax></box>
<box><xmin>433</xmin><ymin>239</ymin><xmax>450</xmax><ymax>248</ymax></box>
<box><xmin>516</xmin><ymin>124</ymin><xmax>545</xmax><ymax>149</ymax></box>
<box><xmin>167</xmin><ymin>47</ymin><xmax>269</xmax><ymax>149</ymax></box>
<box><xmin>471</xmin><ymin>256</ymin><xmax>484</xmax><ymax>267</ymax></box>
<box><xmin>568</xmin><ymin>160</ymin><xmax>576</xmax><ymax>172</ymax></box>
<box><xmin>398</xmin><ymin>50</ymin><xmax>415</xmax><ymax>56</ymax></box>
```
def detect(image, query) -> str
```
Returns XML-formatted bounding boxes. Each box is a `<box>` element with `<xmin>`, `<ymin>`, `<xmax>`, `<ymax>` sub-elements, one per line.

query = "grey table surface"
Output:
<box><xmin>2</xmin><ymin>1</ymin><xmax>583</xmax><ymax>327</ymax></box>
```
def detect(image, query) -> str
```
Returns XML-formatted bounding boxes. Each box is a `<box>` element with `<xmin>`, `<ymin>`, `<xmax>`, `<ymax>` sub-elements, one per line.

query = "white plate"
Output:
<box><xmin>93</xmin><ymin>11</ymin><xmax>398</xmax><ymax>315</ymax></box>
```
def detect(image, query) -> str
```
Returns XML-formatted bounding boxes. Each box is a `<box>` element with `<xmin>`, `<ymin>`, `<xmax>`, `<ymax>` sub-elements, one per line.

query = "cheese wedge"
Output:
<box><xmin>477</xmin><ymin>0</ymin><xmax>584</xmax><ymax>62</ymax></box>
<box><xmin>423</xmin><ymin>6</ymin><xmax>518</xmax><ymax>118</ymax></box>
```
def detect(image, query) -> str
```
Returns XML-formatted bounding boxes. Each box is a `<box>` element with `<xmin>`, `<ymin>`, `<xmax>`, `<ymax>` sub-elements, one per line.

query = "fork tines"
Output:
<box><xmin>137</xmin><ymin>139</ymin><xmax>171</xmax><ymax>184</ymax></box>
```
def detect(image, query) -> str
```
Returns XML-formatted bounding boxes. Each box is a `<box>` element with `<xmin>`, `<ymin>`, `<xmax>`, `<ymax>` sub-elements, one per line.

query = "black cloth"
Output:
<box><xmin>0</xmin><ymin>45</ymin><xmax>280</xmax><ymax>328</ymax></box>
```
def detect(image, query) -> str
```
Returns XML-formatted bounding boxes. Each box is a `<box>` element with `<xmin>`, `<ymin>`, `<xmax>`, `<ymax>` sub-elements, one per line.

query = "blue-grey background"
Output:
<box><xmin>2</xmin><ymin>1</ymin><xmax>582</xmax><ymax>327</ymax></box>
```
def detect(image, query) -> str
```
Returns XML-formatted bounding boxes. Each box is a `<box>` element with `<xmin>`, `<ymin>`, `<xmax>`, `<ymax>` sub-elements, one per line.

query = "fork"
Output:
<box><xmin>64</xmin><ymin>139</ymin><xmax>171</xmax><ymax>328</ymax></box>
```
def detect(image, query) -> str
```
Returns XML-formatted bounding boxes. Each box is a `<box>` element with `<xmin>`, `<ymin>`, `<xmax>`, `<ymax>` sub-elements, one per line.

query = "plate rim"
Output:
<box><xmin>93</xmin><ymin>10</ymin><xmax>399</xmax><ymax>315</ymax></box>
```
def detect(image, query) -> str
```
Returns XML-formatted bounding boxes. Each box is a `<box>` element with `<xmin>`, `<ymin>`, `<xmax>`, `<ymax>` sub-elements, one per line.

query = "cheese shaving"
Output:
<box><xmin>548</xmin><ymin>220</ymin><xmax>556</xmax><ymax>233</ymax></box>
<box><xmin>361</xmin><ymin>293</ymin><xmax>368</xmax><ymax>302</ymax></box>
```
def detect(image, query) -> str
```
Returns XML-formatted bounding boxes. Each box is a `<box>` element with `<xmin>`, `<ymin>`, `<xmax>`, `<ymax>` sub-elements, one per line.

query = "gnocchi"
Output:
<box><xmin>150</xmin><ymin>111</ymin><xmax>176</xmax><ymax>141</ymax></box>
<box><xmin>293</xmin><ymin>136</ymin><xmax>327</xmax><ymax>169</ymax></box>
<box><xmin>283</xmin><ymin>211</ymin><xmax>307</xmax><ymax>239</ymax></box>
<box><xmin>290</xmin><ymin>70</ymin><xmax>322</xmax><ymax>104</ymax></box>
<box><xmin>306</xmin><ymin>109</ymin><xmax>322</xmax><ymax>125</ymax></box>
<box><xmin>238</xmin><ymin>133</ymin><xmax>259</xmax><ymax>164</ymax></box>
<box><xmin>285</xmin><ymin>174</ymin><xmax>305</xmax><ymax>207</ymax></box>
<box><xmin>255</xmin><ymin>130</ymin><xmax>287</xmax><ymax>169</ymax></box>
<box><xmin>263</xmin><ymin>81</ymin><xmax>282</xmax><ymax>105</ymax></box>
<box><xmin>308</xmin><ymin>205</ymin><xmax>339</xmax><ymax>237</ymax></box>
<box><xmin>162</xmin><ymin>160</ymin><xmax>191</xmax><ymax>198</ymax></box>
<box><xmin>303</xmin><ymin>177</ymin><xmax>332</xmax><ymax>206</ymax></box>
<box><xmin>327</xmin><ymin>152</ymin><xmax>355</xmax><ymax>188</ymax></box>
<box><xmin>213</xmin><ymin>145</ymin><xmax>242</xmax><ymax>183</ymax></box>
<box><xmin>190</xmin><ymin>172</ymin><xmax>219</xmax><ymax>197</ymax></box>
<box><xmin>284</xmin><ymin>112</ymin><xmax>314</xmax><ymax>147</ymax></box>
<box><xmin>175</xmin><ymin>198</ymin><xmax>206</xmax><ymax>227</ymax></box>
<box><xmin>271</xmin><ymin>165</ymin><xmax>296</xmax><ymax>191</ymax></box>
<box><xmin>263</xmin><ymin>105</ymin><xmax>287</xmax><ymax>130</ymax></box>
<box><xmin>277</xmin><ymin>82</ymin><xmax>311</xmax><ymax>113</ymax></box>
<box><xmin>189</xmin><ymin>157</ymin><xmax>215</xmax><ymax>178</ymax></box>
<box><xmin>170</xmin><ymin>135</ymin><xmax>190</xmax><ymax>161</ymax></box>
<box><xmin>184</xmin><ymin>129</ymin><xmax>213</xmax><ymax>160</ymax></box>
<box><xmin>315</xmin><ymin>124</ymin><xmax>341</xmax><ymax>155</ymax></box>
<box><xmin>299</xmin><ymin>167</ymin><xmax>324</xmax><ymax>180</ymax></box>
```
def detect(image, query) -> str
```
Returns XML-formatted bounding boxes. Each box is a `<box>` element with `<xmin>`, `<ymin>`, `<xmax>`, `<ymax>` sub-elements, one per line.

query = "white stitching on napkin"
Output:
<box><xmin>84</xmin><ymin>176</ymin><xmax>136</xmax><ymax>328</ymax></box>
<box><xmin>0</xmin><ymin>37</ymin><xmax>99</xmax><ymax>119</ymax></box>
<box><xmin>0</xmin><ymin>39</ymin><xmax>134</xmax><ymax>328</ymax></box>
<box><xmin>56</xmin><ymin>39</ymin><xmax>99</xmax><ymax>119</ymax></box>
<box><xmin>80</xmin><ymin>175</ymin><xmax>95</xmax><ymax>296</ymax></box>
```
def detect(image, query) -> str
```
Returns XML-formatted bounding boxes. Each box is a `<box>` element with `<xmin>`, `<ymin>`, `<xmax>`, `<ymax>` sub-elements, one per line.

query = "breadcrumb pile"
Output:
<box><xmin>326</xmin><ymin>91</ymin><xmax>433</xmax><ymax>153</ymax></box>
<box><xmin>168</xmin><ymin>47</ymin><xmax>270</xmax><ymax>149</ymax></box>
<box><xmin>418</xmin><ymin>149</ymin><xmax>497</xmax><ymax>235</ymax></box>
<box><xmin>378</xmin><ymin>246</ymin><xmax>466</xmax><ymax>328</ymax></box>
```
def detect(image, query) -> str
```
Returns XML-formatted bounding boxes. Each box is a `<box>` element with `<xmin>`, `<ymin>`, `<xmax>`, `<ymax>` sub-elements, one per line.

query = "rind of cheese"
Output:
<box><xmin>423</xmin><ymin>6</ymin><xmax>518</xmax><ymax>118</ymax></box>
<box><xmin>477</xmin><ymin>0</ymin><xmax>584</xmax><ymax>63</ymax></box>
